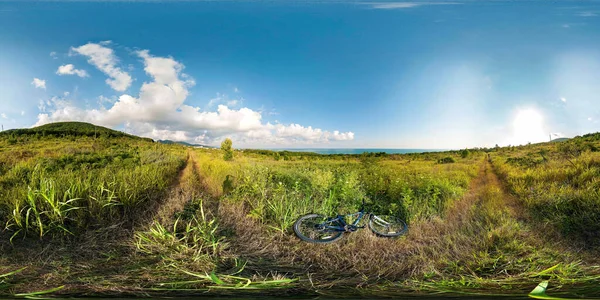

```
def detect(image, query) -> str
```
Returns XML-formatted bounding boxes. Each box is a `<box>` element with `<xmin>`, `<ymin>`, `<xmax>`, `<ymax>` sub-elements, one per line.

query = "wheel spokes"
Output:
<box><xmin>299</xmin><ymin>217</ymin><xmax>338</xmax><ymax>241</ymax></box>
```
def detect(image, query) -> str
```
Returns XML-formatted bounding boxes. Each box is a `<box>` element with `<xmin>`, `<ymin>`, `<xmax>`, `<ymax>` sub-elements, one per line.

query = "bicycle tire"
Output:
<box><xmin>293</xmin><ymin>213</ymin><xmax>344</xmax><ymax>244</ymax></box>
<box><xmin>368</xmin><ymin>214</ymin><xmax>408</xmax><ymax>237</ymax></box>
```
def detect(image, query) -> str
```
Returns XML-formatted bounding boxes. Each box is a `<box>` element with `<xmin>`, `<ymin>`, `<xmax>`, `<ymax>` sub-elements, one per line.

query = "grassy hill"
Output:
<box><xmin>0</xmin><ymin>122</ymin><xmax>153</xmax><ymax>142</ymax></box>
<box><xmin>158</xmin><ymin>139</ymin><xmax>214</xmax><ymax>148</ymax></box>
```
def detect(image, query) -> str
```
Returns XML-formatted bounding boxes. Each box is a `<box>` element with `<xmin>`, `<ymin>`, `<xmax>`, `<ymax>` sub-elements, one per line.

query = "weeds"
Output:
<box><xmin>1</xmin><ymin>136</ymin><xmax>186</xmax><ymax>240</ymax></box>
<box><xmin>491</xmin><ymin>136</ymin><xmax>600</xmax><ymax>246</ymax></box>
<box><xmin>3</xmin><ymin>125</ymin><xmax>600</xmax><ymax>297</ymax></box>
<box><xmin>135</xmin><ymin>198</ymin><xmax>225</xmax><ymax>273</ymax></box>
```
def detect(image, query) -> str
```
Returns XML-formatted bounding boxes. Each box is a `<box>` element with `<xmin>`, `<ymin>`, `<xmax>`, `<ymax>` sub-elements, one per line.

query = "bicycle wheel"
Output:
<box><xmin>368</xmin><ymin>214</ymin><xmax>407</xmax><ymax>237</ymax></box>
<box><xmin>293</xmin><ymin>214</ymin><xmax>344</xmax><ymax>243</ymax></box>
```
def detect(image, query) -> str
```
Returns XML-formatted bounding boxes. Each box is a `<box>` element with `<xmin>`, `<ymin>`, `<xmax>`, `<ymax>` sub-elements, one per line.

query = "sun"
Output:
<box><xmin>511</xmin><ymin>108</ymin><xmax>546</xmax><ymax>145</ymax></box>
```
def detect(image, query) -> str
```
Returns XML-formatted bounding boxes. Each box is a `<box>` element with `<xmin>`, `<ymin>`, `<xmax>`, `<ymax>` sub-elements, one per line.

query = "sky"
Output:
<box><xmin>1</xmin><ymin>0</ymin><xmax>599</xmax><ymax>149</ymax></box>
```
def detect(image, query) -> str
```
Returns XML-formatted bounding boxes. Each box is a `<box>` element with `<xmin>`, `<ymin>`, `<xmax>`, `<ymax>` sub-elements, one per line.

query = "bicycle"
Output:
<box><xmin>293</xmin><ymin>200</ymin><xmax>408</xmax><ymax>243</ymax></box>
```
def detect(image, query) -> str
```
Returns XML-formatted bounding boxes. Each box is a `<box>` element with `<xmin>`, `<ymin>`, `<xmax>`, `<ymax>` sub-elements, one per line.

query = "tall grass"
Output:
<box><xmin>0</xmin><ymin>137</ymin><xmax>186</xmax><ymax>240</ymax></box>
<box><xmin>491</xmin><ymin>137</ymin><xmax>600</xmax><ymax>246</ymax></box>
<box><xmin>194</xmin><ymin>148</ymin><xmax>480</xmax><ymax>233</ymax></box>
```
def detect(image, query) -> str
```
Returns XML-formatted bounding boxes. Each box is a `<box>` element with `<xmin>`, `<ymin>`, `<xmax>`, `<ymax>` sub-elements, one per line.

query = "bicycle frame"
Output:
<box><xmin>323</xmin><ymin>209</ymin><xmax>369</xmax><ymax>232</ymax></box>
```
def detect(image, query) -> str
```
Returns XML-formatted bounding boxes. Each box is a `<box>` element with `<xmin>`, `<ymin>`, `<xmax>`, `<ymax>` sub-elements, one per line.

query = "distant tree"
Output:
<box><xmin>221</xmin><ymin>138</ymin><xmax>233</xmax><ymax>161</ymax></box>
<box><xmin>460</xmin><ymin>149</ymin><xmax>470</xmax><ymax>158</ymax></box>
<box><xmin>438</xmin><ymin>156</ymin><xmax>455</xmax><ymax>164</ymax></box>
<box><xmin>273</xmin><ymin>152</ymin><xmax>281</xmax><ymax>161</ymax></box>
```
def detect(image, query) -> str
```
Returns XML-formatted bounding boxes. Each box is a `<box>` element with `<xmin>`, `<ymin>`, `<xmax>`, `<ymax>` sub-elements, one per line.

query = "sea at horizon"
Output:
<box><xmin>268</xmin><ymin>148</ymin><xmax>448</xmax><ymax>155</ymax></box>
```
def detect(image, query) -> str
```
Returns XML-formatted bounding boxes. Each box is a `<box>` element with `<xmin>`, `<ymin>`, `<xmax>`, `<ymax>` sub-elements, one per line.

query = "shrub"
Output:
<box><xmin>438</xmin><ymin>157</ymin><xmax>455</xmax><ymax>164</ymax></box>
<box><xmin>461</xmin><ymin>149</ymin><xmax>470</xmax><ymax>158</ymax></box>
<box><xmin>221</xmin><ymin>138</ymin><xmax>233</xmax><ymax>161</ymax></box>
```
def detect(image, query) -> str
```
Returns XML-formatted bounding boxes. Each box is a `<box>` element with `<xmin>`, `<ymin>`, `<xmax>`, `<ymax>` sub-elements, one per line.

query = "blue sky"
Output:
<box><xmin>1</xmin><ymin>0</ymin><xmax>599</xmax><ymax>148</ymax></box>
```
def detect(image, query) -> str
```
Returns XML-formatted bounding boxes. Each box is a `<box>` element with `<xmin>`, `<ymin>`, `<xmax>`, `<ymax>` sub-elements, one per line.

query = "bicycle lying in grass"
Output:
<box><xmin>293</xmin><ymin>200</ymin><xmax>408</xmax><ymax>243</ymax></box>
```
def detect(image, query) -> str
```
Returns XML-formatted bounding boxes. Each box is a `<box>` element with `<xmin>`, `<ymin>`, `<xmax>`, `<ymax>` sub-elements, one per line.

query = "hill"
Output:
<box><xmin>158</xmin><ymin>139</ymin><xmax>214</xmax><ymax>148</ymax></box>
<box><xmin>0</xmin><ymin>122</ymin><xmax>153</xmax><ymax>142</ymax></box>
<box><xmin>550</xmin><ymin>137</ymin><xmax>570</xmax><ymax>142</ymax></box>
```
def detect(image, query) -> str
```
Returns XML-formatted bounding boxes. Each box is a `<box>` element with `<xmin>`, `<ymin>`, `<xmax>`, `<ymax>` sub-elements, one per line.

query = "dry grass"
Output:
<box><xmin>3</xmin><ymin>132</ymin><xmax>600</xmax><ymax>297</ymax></box>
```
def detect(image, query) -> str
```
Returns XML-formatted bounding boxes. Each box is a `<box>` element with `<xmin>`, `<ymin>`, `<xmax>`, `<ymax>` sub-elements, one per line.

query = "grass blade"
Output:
<box><xmin>0</xmin><ymin>267</ymin><xmax>26</xmax><ymax>279</ymax></box>
<box><xmin>14</xmin><ymin>285</ymin><xmax>64</xmax><ymax>297</ymax></box>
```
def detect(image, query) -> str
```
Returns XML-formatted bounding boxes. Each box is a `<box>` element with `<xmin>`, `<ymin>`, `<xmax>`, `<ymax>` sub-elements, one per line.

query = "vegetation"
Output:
<box><xmin>221</xmin><ymin>138</ymin><xmax>233</xmax><ymax>161</ymax></box>
<box><xmin>491</xmin><ymin>133</ymin><xmax>600</xmax><ymax>246</ymax></box>
<box><xmin>1</xmin><ymin>122</ymin><xmax>600</xmax><ymax>298</ymax></box>
<box><xmin>0</xmin><ymin>121</ymin><xmax>152</xmax><ymax>142</ymax></box>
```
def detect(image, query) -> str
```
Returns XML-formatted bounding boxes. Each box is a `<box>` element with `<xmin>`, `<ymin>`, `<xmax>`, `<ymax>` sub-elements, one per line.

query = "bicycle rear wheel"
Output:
<box><xmin>369</xmin><ymin>214</ymin><xmax>407</xmax><ymax>237</ymax></box>
<box><xmin>293</xmin><ymin>214</ymin><xmax>343</xmax><ymax>243</ymax></box>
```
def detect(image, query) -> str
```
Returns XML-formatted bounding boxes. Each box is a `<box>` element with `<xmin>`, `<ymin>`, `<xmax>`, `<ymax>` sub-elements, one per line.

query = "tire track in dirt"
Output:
<box><xmin>154</xmin><ymin>149</ymin><xmax>198</xmax><ymax>225</ymax></box>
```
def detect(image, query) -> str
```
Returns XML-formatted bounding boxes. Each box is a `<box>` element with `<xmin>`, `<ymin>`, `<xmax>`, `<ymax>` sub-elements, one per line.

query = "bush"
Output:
<box><xmin>221</xmin><ymin>138</ymin><xmax>233</xmax><ymax>161</ymax></box>
<box><xmin>461</xmin><ymin>149</ymin><xmax>470</xmax><ymax>158</ymax></box>
<box><xmin>438</xmin><ymin>157</ymin><xmax>455</xmax><ymax>164</ymax></box>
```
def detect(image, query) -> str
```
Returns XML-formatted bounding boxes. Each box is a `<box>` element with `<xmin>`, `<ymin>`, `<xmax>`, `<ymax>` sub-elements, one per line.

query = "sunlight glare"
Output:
<box><xmin>511</xmin><ymin>109</ymin><xmax>546</xmax><ymax>145</ymax></box>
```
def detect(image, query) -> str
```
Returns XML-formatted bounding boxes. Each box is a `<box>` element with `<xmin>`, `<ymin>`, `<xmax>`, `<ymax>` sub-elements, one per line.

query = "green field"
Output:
<box><xmin>1</xmin><ymin>122</ymin><xmax>600</xmax><ymax>298</ymax></box>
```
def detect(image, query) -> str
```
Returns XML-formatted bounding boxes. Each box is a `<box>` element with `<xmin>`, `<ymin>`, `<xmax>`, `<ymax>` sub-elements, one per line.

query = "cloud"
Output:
<box><xmin>21</xmin><ymin>111</ymin><xmax>25</xmax><ymax>116</ymax></box>
<box><xmin>1</xmin><ymin>113</ymin><xmax>6</xmax><ymax>119</ymax></box>
<box><xmin>368</xmin><ymin>2</ymin><xmax>461</xmax><ymax>9</ymax></box>
<box><xmin>31</xmin><ymin>78</ymin><xmax>46</xmax><ymax>89</ymax></box>
<box><xmin>70</xmin><ymin>42</ymin><xmax>132</xmax><ymax>91</ymax></box>
<box><xmin>49</xmin><ymin>51</ymin><xmax>58</xmax><ymax>59</ymax></box>
<box><xmin>98</xmin><ymin>95</ymin><xmax>117</xmax><ymax>105</ymax></box>
<box><xmin>35</xmin><ymin>47</ymin><xmax>353</xmax><ymax>146</ymax></box>
<box><xmin>56</xmin><ymin>64</ymin><xmax>89</xmax><ymax>77</ymax></box>
<box><xmin>578</xmin><ymin>11</ymin><xmax>597</xmax><ymax>17</ymax></box>
<box><xmin>207</xmin><ymin>93</ymin><xmax>242</xmax><ymax>108</ymax></box>
<box><xmin>589</xmin><ymin>117</ymin><xmax>593</xmax><ymax>121</ymax></box>
<box><xmin>560</xmin><ymin>97</ymin><xmax>567</xmax><ymax>102</ymax></box>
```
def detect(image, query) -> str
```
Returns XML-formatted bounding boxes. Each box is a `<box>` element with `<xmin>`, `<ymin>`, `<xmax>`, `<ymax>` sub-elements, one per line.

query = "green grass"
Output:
<box><xmin>0</xmin><ymin>128</ymin><xmax>186</xmax><ymax>240</ymax></box>
<box><xmin>2</xmin><ymin>122</ymin><xmax>600</xmax><ymax>297</ymax></box>
<box><xmin>491</xmin><ymin>133</ymin><xmax>600</xmax><ymax>246</ymax></box>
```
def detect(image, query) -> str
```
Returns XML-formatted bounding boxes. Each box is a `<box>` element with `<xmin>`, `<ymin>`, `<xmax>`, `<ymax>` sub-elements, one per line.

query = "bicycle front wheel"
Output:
<box><xmin>369</xmin><ymin>214</ymin><xmax>407</xmax><ymax>237</ymax></box>
<box><xmin>293</xmin><ymin>214</ymin><xmax>343</xmax><ymax>244</ymax></box>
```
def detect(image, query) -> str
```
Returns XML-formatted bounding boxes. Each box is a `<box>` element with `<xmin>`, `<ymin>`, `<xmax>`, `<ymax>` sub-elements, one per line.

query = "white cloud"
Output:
<box><xmin>56</xmin><ymin>64</ymin><xmax>89</xmax><ymax>77</ymax></box>
<box><xmin>49</xmin><ymin>51</ymin><xmax>58</xmax><ymax>59</ymax></box>
<box><xmin>1</xmin><ymin>113</ymin><xmax>6</xmax><ymax>119</ymax></box>
<box><xmin>35</xmin><ymin>47</ymin><xmax>354</xmax><ymax>146</ymax></box>
<box><xmin>98</xmin><ymin>95</ymin><xmax>117</xmax><ymax>105</ymax></box>
<box><xmin>369</xmin><ymin>2</ymin><xmax>461</xmax><ymax>9</ymax></box>
<box><xmin>560</xmin><ymin>97</ymin><xmax>567</xmax><ymax>102</ymax></box>
<box><xmin>578</xmin><ymin>11</ymin><xmax>597</xmax><ymax>17</ymax></box>
<box><xmin>562</xmin><ymin>24</ymin><xmax>570</xmax><ymax>28</ymax></box>
<box><xmin>21</xmin><ymin>111</ymin><xmax>25</xmax><ymax>116</ymax></box>
<box><xmin>38</xmin><ymin>100</ymin><xmax>47</xmax><ymax>112</ymax></box>
<box><xmin>589</xmin><ymin>117</ymin><xmax>593</xmax><ymax>121</ymax></box>
<box><xmin>31</xmin><ymin>78</ymin><xmax>46</xmax><ymax>89</ymax></box>
<box><xmin>64</xmin><ymin>91</ymin><xmax>70</xmax><ymax>97</ymax></box>
<box><xmin>207</xmin><ymin>93</ymin><xmax>242</xmax><ymax>108</ymax></box>
<box><xmin>234</xmin><ymin>87</ymin><xmax>240</xmax><ymax>93</ymax></box>
<box><xmin>371</xmin><ymin>3</ymin><xmax>420</xmax><ymax>9</ymax></box>
<box><xmin>71</xmin><ymin>43</ymin><xmax>132</xmax><ymax>91</ymax></box>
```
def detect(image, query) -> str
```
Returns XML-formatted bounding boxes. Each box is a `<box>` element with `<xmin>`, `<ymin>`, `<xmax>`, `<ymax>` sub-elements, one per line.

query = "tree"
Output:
<box><xmin>221</xmin><ymin>138</ymin><xmax>233</xmax><ymax>161</ymax></box>
<box><xmin>460</xmin><ymin>149</ymin><xmax>470</xmax><ymax>158</ymax></box>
